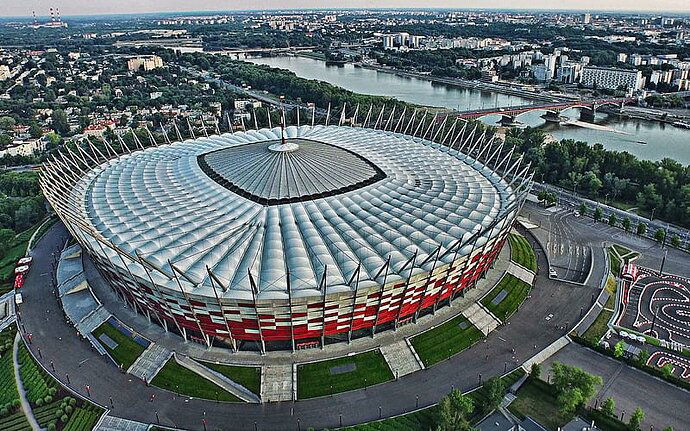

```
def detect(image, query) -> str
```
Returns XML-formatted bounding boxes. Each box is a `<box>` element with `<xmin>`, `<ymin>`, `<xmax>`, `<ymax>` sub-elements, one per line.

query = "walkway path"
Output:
<box><xmin>13</xmin><ymin>333</ymin><xmax>40</xmax><ymax>431</ymax></box>
<box><xmin>463</xmin><ymin>302</ymin><xmax>501</xmax><ymax>334</ymax></box>
<box><xmin>507</xmin><ymin>262</ymin><xmax>535</xmax><ymax>285</ymax></box>
<box><xmin>127</xmin><ymin>343</ymin><xmax>171</xmax><ymax>381</ymax></box>
<box><xmin>380</xmin><ymin>340</ymin><xmax>422</xmax><ymax>377</ymax></box>
<box><xmin>261</xmin><ymin>364</ymin><xmax>294</xmax><ymax>402</ymax></box>
<box><xmin>95</xmin><ymin>415</ymin><xmax>149</xmax><ymax>431</ymax></box>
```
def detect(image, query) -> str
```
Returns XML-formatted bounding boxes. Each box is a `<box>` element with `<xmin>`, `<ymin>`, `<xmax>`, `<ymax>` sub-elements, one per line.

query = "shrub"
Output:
<box><xmin>64</xmin><ymin>405</ymin><xmax>73</xmax><ymax>415</ymax></box>
<box><xmin>0</xmin><ymin>407</ymin><xmax>8</xmax><ymax>417</ymax></box>
<box><xmin>530</xmin><ymin>363</ymin><xmax>541</xmax><ymax>380</ymax></box>
<box><xmin>47</xmin><ymin>423</ymin><xmax>56</xmax><ymax>431</ymax></box>
<box><xmin>44</xmin><ymin>395</ymin><xmax>52</xmax><ymax>404</ymax></box>
<box><xmin>60</xmin><ymin>414</ymin><xmax>68</xmax><ymax>423</ymax></box>
<box><xmin>601</xmin><ymin>397</ymin><xmax>615</xmax><ymax>417</ymax></box>
<box><xmin>36</xmin><ymin>398</ymin><xmax>43</xmax><ymax>407</ymax></box>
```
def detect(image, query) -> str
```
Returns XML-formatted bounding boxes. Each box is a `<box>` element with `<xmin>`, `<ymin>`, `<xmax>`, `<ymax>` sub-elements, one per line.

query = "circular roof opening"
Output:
<box><xmin>197</xmin><ymin>138</ymin><xmax>387</xmax><ymax>206</ymax></box>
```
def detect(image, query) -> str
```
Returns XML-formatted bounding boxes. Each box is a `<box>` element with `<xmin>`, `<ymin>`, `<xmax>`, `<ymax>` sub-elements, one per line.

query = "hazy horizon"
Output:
<box><xmin>1</xmin><ymin>1</ymin><xmax>689</xmax><ymax>18</ymax></box>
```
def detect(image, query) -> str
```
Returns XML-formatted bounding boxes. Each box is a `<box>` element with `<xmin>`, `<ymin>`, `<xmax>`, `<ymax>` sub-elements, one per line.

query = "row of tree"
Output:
<box><xmin>507</xmin><ymin>127</ymin><xmax>690</xmax><ymax>228</ymax></box>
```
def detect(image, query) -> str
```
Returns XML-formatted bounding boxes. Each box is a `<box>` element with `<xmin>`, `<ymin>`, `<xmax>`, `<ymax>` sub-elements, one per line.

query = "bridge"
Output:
<box><xmin>456</xmin><ymin>97</ymin><xmax>637</xmax><ymax>123</ymax></box>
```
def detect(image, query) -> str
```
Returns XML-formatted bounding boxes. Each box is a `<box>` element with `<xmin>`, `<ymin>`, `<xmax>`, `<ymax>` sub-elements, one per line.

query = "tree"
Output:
<box><xmin>29</xmin><ymin>123</ymin><xmax>43</xmax><ymax>139</ymax></box>
<box><xmin>437</xmin><ymin>389</ymin><xmax>475</xmax><ymax>431</ymax></box>
<box><xmin>637</xmin><ymin>223</ymin><xmax>647</xmax><ymax>236</ymax></box>
<box><xmin>557</xmin><ymin>387</ymin><xmax>584</xmax><ymax>415</ymax></box>
<box><xmin>51</xmin><ymin>109</ymin><xmax>70</xmax><ymax>135</ymax></box>
<box><xmin>481</xmin><ymin>377</ymin><xmax>507</xmax><ymax>414</ymax></box>
<box><xmin>593</xmin><ymin>207</ymin><xmax>603</xmax><ymax>222</ymax></box>
<box><xmin>530</xmin><ymin>363</ymin><xmax>541</xmax><ymax>380</ymax></box>
<box><xmin>601</xmin><ymin>397</ymin><xmax>616</xmax><ymax>418</ymax></box>
<box><xmin>578</xmin><ymin>203</ymin><xmax>588</xmax><ymax>216</ymax></box>
<box><xmin>551</xmin><ymin>362</ymin><xmax>603</xmax><ymax>413</ymax></box>
<box><xmin>613</xmin><ymin>341</ymin><xmax>625</xmax><ymax>358</ymax></box>
<box><xmin>662</xmin><ymin>363</ymin><xmax>673</xmax><ymax>378</ymax></box>
<box><xmin>654</xmin><ymin>228</ymin><xmax>666</xmax><ymax>244</ymax></box>
<box><xmin>0</xmin><ymin>228</ymin><xmax>14</xmax><ymax>258</ymax></box>
<box><xmin>670</xmin><ymin>235</ymin><xmax>681</xmax><ymax>248</ymax></box>
<box><xmin>0</xmin><ymin>116</ymin><xmax>16</xmax><ymax>130</ymax></box>
<box><xmin>622</xmin><ymin>217</ymin><xmax>631</xmax><ymax>232</ymax></box>
<box><xmin>628</xmin><ymin>407</ymin><xmax>644</xmax><ymax>431</ymax></box>
<box><xmin>608</xmin><ymin>213</ymin><xmax>617</xmax><ymax>226</ymax></box>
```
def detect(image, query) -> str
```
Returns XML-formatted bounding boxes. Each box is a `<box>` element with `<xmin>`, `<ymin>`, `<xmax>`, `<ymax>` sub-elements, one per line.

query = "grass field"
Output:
<box><xmin>200</xmin><ymin>362</ymin><xmax>261</xmax><ymax>395</ymax></box>
<box><xmin>481</xmin><ymin>274</ymin><xmax>531</xmax><ymax>321</ymax></box>
<box><xmin>91</xmin><ymin>322</ymin><xmax>146</xmax><ymax>370</ymax></box>
<box><xmin>581</xmin><ymin>309</ymin><xmax>613</xmax><ymax>344</ymax></box>
<box><xmin>297</xmin><ymin>350</ymin><xmax>394</xmax><ymax>399</ymax></box>
<box><xmin>343</xmin><ymin>368</ymin><xmax>526</xmax><ymax>431</ymax></box>
<box><xmin>151</xmin><ymin>358</ymin><xmax>240</xmax><ymax>402</ymax></box>
<box><xmin>410</xmin><ymin>314</ymin><xmax>483</xmax><ymax>367</ymax></box>
<box><xmin>508</xmin><ymin>378</ymin><xmax>570</xmax><ymax>430</ymax></box>
<box><xmin>509</xmin><ymin>377</ymin><xmax>627</xmax><ymax>431</ymax></box>
<box><xmin>508</xmin><ymin>233</ymin><xmax>537</xmax><ymax>272</ymax></box>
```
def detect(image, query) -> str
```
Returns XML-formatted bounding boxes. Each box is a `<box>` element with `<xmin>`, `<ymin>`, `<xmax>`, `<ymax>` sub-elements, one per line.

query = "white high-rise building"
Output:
<box><xmin>580</xmin><ymin>66</ymin><xmax>643</xmax><ymax>92</ymax></box>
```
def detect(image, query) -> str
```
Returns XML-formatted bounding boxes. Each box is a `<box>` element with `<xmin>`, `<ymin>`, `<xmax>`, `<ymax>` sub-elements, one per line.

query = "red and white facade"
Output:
<box><xmin>40</xmin><ymin>110</ymin><xmax>532</xmax><ymax>352</ymax></box>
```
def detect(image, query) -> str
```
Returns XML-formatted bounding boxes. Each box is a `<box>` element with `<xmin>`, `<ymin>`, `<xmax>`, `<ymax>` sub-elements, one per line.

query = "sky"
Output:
<box><xmin>1</xmin><ymin>0</ymin><xmax>689</xmax><ymax>17</ymax></box>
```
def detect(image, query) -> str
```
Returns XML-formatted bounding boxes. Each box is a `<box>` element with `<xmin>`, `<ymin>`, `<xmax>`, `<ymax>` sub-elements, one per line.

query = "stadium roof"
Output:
<box><xmin>68</xmin><ymin>125</ymin><xmax>520</xmax><ymax>299</ymax></box>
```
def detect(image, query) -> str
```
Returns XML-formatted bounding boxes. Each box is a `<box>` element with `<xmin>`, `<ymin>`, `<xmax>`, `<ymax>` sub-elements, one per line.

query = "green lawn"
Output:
<box><xmin>343</xmin><ymin>368</ymin><xmax>526</xmax><ymax>431</ymax></box>
<box><xmin>508</xmin><ymin>378</ymin><xmax>571</xmax><ymax>430</ymax></box>
<box><xmin>91</xmin><ymin>322</ymin><xmax>146</xmax><ymax>370</ymax></box>
<box><xmin>297</xmin><ymin>350</ymin><xmax>394</xmax><ymax>399</ymax></box>
<box><xmin>151</xmin><ymin>358</ymin><xmax>240</xmax><ymax>402</ymax></box>
<box><xmin>410</xmin><ymin>315</ymin><xmax>483</xmax><ymax>367</ymax></box>
<box><xmin>481</xmin><ymin>274</ymin><xmax>531</xmax><ymax>321</ymax></box>
<box><xmin>509</xmin><ymin>377</ymin><xmax>628</xmax><ymax>431</ymax></box>
<box><xmin>200</xmin><ymin>361</ymin><xmax>261</xmax><ymax>395</ymax></box>
<box><xmin>581</xmin><ymin>309</ymin><xmax>613</xmax><ymax>344</ymax></box>
<box><xmin>508</xmin><ymin>233</ymin><xmax>537</xmax><ymax>272</ymax></box>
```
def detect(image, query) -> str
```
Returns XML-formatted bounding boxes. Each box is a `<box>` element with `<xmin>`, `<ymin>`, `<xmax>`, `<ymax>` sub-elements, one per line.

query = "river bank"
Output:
<box><xmin>246</xmin><ymin>55</ymin><xmax>690</xmax><ymax>164</ymax></box>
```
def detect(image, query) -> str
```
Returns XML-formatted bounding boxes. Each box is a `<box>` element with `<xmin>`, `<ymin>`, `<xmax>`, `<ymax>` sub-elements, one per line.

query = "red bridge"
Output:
<box><xmin>457</xmin><ymin>97</ymin><xmax>637</xmax><ymax>121</ymax></box>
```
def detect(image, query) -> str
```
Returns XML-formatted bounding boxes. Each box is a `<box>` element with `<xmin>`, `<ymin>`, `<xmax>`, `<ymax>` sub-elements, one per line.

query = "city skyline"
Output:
<box><xmin>1</xmin><ymin>0</ymin><xmax>690</xmax><ymax>17</ymax></box>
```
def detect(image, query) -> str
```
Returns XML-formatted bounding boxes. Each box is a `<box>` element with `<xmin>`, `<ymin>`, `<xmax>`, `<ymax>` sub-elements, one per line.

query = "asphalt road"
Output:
<box><xmin>542</xmin><ymin>343</ymin><xmax>690</xmax><ymax>431</ymax></box>
<box><xmin>18</xmin><ymin>221</ymin><xmax>593</xmax><ymax>430</ymax></box>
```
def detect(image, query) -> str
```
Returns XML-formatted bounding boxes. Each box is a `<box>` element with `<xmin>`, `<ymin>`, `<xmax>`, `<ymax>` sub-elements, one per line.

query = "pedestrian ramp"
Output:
<box><xmin>261</xmin><ymin>364</ymin><xmax>294</xmax><ymax>402</ymax></box>
<box><xmin>127</xmin><ymin>343</ymin><xmax>171</xmax><ymax>382</ymax></box>
<box><xmin>507</xmin><ymin>262</ymin><xmax>535</xmax><ymax>285</ymax></box>
<box><xmin>522</xmin><ymin>336</ymin><xmax>570</xmax><ymax>371</ymax></box>
<box><xmin>380</xmin><ymin>340</ymin><xmax>422</xmax><ymax>377</ymax></box>
<box><xmin>95</xmin><ymin>415</ymin><xmax>149</xmax><ymax>431</ymax></box>
<box><xmin>175</xmin><ymin>354</ymin><xmax>261</xmax><ymax>403</ymax></box>
<box><xmin>463</xmin><ymin>302</ymin><xmax>501</xmax><ymax>335</ymax></box>
<box><xmin>77</xmin><ymin>305</ymin><xmax>111</xmax><ymax>335</ymax></box>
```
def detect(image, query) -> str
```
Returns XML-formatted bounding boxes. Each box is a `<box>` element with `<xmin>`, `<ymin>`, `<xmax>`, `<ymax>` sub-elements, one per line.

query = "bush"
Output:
<box><xmin>47</xmin><ymin>423</ymin><xmax>56</xmax><ymax>431</ymax></box>
<box><xmin>0</xmin><ymin>407</ymin><xmax>8</xmax><ymax>417</ymax></box>
<box><xmin>64</xmin><ymin>405</ymin><xmax>73</xmax><ymax>415</ymax></box>
<box><xmin>44</xmin><ymin>395</ymin><xmax>52</xmax><ymax>404</ymax></box>
<box><xmin>530</xmin><ymin>363</ymin><xmax>541</xmax><ymax>380</ymax></box>
<box><xmin>35</xmin><ymin>398</ymin><xmax>43</xmax><ymax>407</ymax></box>
<box><xmin>60</xmin><ymin>414</ymin><xmax>68</xmax><ymax>423</ymax></box>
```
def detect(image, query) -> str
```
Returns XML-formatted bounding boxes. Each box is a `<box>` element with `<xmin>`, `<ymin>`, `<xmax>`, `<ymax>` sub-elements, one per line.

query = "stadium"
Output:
<box><xmin>39</xmin><ymin>115</ymin><xmax>532</xmax><ymax>352</ymax></box>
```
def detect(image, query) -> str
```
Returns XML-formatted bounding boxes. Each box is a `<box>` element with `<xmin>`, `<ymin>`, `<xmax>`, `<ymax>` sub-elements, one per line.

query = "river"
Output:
<box><xmin>247</xmin><ymin>55</ymin><xmax>690</xmax><ymax>165</ymax></box>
